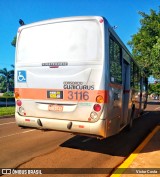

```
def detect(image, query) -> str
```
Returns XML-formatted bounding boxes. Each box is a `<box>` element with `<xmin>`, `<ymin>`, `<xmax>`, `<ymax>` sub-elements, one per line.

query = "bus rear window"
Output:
<box><xmin>17</xmin><ymin>20</ymin><xmax>102</xmax><ymax>63</ymax></box>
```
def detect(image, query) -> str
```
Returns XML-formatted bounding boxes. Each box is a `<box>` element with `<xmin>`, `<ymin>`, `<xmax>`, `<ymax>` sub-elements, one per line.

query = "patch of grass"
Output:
<box><xmin>0</xmin><ymin>106</ymin><xmax>15</xmax><ymax>116</ymax></box>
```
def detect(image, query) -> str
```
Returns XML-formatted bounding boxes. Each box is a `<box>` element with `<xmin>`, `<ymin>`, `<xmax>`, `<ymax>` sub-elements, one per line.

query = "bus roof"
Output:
<box><xmin>18</xmin><ymin>16</ymin><xmax>104</xmax><ymax>31</ymax></box>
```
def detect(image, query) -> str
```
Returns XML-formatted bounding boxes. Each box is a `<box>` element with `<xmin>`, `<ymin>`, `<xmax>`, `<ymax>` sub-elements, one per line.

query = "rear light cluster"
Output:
<box><xmin>16</xmin><ymin>99</ymin><xmax>26</xmax><ymax>116</ymax></box>
<box><xmin>90</xmin><ymin>95</ymin><xmax>104</xmax><ymax>122</ymax></box>
<box><xmin>96</xmin><ymin>95</ymin><xmax>104</xmax><ymax>103</ymax></box>
<box><xmin>19</xmin><ymin>107</ymin><xmax>25</xmax><ymax>115</ymax></box>
<box><xmin>15</xmin><ymin>92</ymin><xmax>20</xmax><ymax>99</ymax></box>
<box><xmin>93</xmin><ymin>104</ymin><xmax>101</xmax><ymax>112</ymax></box>
<box><xmin>16</xmin><ymin>100</ymin><xmax>22</xmax><ymax>107</ymax></box>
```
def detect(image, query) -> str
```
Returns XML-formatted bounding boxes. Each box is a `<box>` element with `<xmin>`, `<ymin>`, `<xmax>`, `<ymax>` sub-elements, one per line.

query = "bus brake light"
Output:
<box><xmin>17</xmin><ymin>100</ymin><xmax>22</xmax><ymax>107</ymax></box>
<box><xmin>93</xmin><ymin>104</ymin><xmax>101</xmax><ymax>112</ymax></box>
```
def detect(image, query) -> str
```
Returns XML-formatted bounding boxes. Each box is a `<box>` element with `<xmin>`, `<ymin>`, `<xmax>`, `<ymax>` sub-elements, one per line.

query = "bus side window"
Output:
<box><xmin>134</xmin><ymin>64</ymin><xmax>140</xmax><ymax>91</ymax></box>
<box><xmin>109</xmin><ymin>38</ymin><xmax>122</xmax><ymax>84</ymax></box>
<box><xmin>130</xmin><ymin>61</ymin><xmax>134</xmax><ymax>87</ymax></box>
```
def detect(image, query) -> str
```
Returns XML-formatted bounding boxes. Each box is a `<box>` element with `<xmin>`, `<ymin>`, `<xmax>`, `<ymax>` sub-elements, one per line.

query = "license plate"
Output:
<box><xmin>48</xmin><ymin>105</ymin><xmax>63</xmax><ymax>112</ymax></box>
<box><xmin>47</xmin><ymin>91</ymin><xmax>63</xmax><ymax>99</ymax></box>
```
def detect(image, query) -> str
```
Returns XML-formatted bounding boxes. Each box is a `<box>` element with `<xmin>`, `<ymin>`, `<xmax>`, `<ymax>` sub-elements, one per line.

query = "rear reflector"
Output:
<box><xmin>79</xmin><ymin>125</ymin><xmax>84</xmax><ymax>128</ymax></box>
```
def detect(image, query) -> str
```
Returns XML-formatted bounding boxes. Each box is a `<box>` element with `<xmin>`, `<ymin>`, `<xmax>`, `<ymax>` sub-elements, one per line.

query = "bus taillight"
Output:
<box><xmin>16</xmin><ymin>100</ymin><xmax>22</xmax><ymax>107</ymax></box>
<box><xmin>15</xmin><ymin>92</ymin><xmax>20</xmax><ymax>99</ymax></box>
<box><xmin>93</xmin><ymin>104</ymin><xmax>101</xmax><ymax>112</ymax></box>
<box><xmin>90</xmin><ymin>112</ymin><xmax>98</xmax><ymax>120</ymax></box>
<box><xmin>96</xmin><ymin>95</ymin><xmax>104</xmax><ymax>103</ymax></box>
<box><xmin>19</xmin><ymin>107</ymin><xmax>25</xmax><ymax>114</ymax></box>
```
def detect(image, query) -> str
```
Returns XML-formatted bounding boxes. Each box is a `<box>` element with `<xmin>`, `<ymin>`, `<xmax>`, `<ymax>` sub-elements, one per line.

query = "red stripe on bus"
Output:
<box><xmin>109</xmin><ymin>83</ymin><xmax>123</xmax><ymax>89</ymax></box>
<box><xmin>123</xmin><ymin>90</ymin><xmax>130</xmax><ymax>94</ymax></box>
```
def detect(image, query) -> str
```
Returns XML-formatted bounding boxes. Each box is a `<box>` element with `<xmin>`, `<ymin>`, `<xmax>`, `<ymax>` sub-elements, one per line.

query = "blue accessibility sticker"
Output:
<box><xmin>17</xmin><ymin>70</ymin><xmax>26</xmax><ymax>82</ymax></box>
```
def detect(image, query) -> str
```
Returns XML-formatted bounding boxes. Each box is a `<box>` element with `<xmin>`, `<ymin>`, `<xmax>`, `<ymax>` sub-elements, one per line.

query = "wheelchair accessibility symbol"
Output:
<box><xmin>17</xmin><ymin>71</ymin><xmax>26</xmax><ymax>82</ymax></box>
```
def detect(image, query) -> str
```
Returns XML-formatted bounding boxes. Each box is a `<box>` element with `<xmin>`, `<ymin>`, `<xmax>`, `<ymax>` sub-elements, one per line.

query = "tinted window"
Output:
<box><xmin>134</xmin><ymin>64</ymin><xmax>140</xmax><ymax>90</ymax></box>
<box><xmin>109</xmin><ymin>38</ymin><xmax>122</xmax><ymax>84</ymax></box>
<box><xmin>130</xmin><ymin>61</ymin><xmax>134</xmax><ymax>87</ymax></box>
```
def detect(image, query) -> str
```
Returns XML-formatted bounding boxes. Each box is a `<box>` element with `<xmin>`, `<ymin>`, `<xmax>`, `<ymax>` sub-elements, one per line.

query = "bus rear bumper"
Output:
<box><xmin>15</xmin><ymin>113</ymin><xmax>107</xmax><ymax>138</ymax></box>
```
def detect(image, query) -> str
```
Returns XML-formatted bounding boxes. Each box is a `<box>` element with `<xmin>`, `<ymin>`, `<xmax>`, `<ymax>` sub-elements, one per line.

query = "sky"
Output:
<box><xmin>0</xmin><ymin>0</ymin><xmax>159</xmax><ymax>71</ymax></box>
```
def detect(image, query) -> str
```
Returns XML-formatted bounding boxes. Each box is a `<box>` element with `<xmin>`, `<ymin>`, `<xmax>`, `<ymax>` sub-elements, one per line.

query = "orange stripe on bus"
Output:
<box><xmin>15</xmin><ymin>88</ymin><xmax>109</xmax><ymax>103</ymax></box>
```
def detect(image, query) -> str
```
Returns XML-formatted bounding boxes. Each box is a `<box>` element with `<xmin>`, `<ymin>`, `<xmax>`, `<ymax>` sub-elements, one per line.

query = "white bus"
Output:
<box><xmin>15</xmin><ymin>16</ymin><xmax>148</xmax><ymax>138</ymax></box>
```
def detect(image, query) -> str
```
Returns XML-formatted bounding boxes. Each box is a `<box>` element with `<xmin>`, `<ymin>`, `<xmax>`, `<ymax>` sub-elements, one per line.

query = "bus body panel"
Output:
<box><xmin>15</xmin><ymin>112</ymin><xmax>107</xmax><ymax>138</ymax></box>
<box><xmin>15</xmin><ymin>64</ymin><xmax>104</xmax><ymax>122</ymax></box>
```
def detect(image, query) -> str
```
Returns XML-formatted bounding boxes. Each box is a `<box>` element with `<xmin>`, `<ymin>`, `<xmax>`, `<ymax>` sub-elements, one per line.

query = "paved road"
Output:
<box><xmin>1</xmin><ymin>101</ymin><xmax>160</xmax><ymax>177</ymax></box>
<box><xmin>0</xmin><ymin>117</ymin><xmax>73</xmax><ymax>168</ymax></box>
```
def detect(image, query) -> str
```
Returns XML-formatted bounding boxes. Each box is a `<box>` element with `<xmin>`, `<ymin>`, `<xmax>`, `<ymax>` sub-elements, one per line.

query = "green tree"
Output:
<box><xmin>0</xmin><ymin>75</ymin><xmax>6</xmax><ymax>92</ymax></box>
<box><xmin>11</xmin><ymin>19</ymin><xmax>25</xmax><ymax>47</ymax></box>
<box><xmin>128</xmin><ymin>8</ymin><xmax>160</xmax><ymax>78</ymax></box>
<box><xmin>11</xmin><ymin>36</ymin><xmax>17</xmax><ymax>47</ymax></box>
<box><xmin>149</xmin><ymin>82</ymin><xmax>160</xmax><ymax>96</ymax></box>
<box><xmin>0</xmin><ymin>67</ymin><xmax>14</xmax><ymax>92</ymax></box>
<box><xmin>151</xmin><ymin>38</ymin><xmax>160</xmax><ymax>78</ymax></box>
